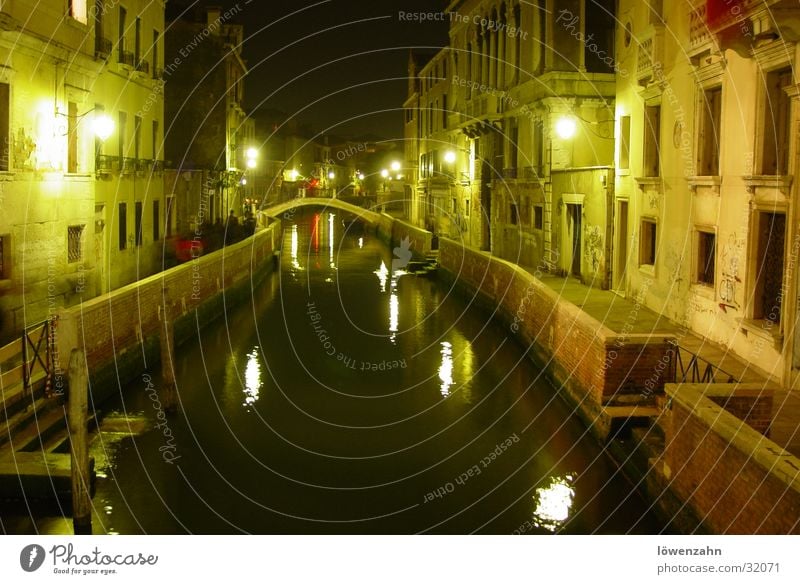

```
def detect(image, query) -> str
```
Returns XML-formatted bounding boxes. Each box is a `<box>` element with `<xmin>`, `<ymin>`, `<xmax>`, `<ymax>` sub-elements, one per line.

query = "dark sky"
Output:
<box><xmin>171</xmin><ymin>0</ymin><xmax>450</xmax><ymax>139</ymax></box>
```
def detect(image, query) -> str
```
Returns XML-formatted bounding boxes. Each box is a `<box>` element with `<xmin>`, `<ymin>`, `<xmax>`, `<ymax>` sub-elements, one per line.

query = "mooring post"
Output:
<box><xmin>161</xmin><ymin>313</ymin><xmax>178</xmax><ymax>413</ymax></box>
<box><xmin>68</xmin><ymin>348</ymin><xmax>91</xmax><ymax>535</ymax></box>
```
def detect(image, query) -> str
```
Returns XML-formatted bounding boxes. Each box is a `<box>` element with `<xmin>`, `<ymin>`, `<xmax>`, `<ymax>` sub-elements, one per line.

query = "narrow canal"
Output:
<box><xmin>8</xmin><ymin>209</ymin><xmax>664</xmax><ymax>534</ymax></box>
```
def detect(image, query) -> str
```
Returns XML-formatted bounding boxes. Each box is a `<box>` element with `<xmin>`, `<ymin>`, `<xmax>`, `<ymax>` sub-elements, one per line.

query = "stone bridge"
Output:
<box><xmin>263</xmin><ymin>197</ymin><xmax>382</xmax><ymax>224</ymax></box>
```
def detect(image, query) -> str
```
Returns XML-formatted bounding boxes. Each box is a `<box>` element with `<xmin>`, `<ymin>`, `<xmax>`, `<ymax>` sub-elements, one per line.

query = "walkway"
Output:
<box><xmin>527</xmin><ymin>271</ymin><xmax>800</xmax><ymax>457</ymax></box>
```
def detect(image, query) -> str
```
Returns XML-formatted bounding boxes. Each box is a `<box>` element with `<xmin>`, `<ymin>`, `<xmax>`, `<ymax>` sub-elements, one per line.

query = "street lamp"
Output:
<box><xmin>381</xmin><ymin>169</ymin><xmax>389</xmax><ymax>178</ymax></box>
<box><xmin>92</xmin><ymin>114</ymin><xmax>114</xmax><ymax>141</ymax></box>
<box><xmin>245</xmin><ymin>147</ymin><xmax>258</xmax><ymax>169</ymax></box>
<box><xmin>444</xmin><ymin>150</ymin><xmax>457</xmax><ymax>164</ymax></box>
<box><xmin>390</xmin><ymin>161</ymin><xmax>401</xmax><ymax>172</ymax></box>
<box><xmin>555</xmin><ymin>116</ymin><xmax>577</xmax><ymax>140</ymax></box>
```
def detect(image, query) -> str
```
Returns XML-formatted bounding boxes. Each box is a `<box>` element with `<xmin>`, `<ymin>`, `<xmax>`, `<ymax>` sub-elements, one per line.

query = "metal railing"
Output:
<box><xmin>669</xmin><ymin>343</ymin><xmax>738</xmax><ymax>384</ymax></box>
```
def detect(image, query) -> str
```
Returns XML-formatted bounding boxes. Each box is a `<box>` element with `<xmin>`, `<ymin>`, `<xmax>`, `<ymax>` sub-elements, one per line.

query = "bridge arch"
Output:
<box><xmin>262</xmin><ymin>197</ymin><xmax>382</xmax><ymax>224</ymax></box>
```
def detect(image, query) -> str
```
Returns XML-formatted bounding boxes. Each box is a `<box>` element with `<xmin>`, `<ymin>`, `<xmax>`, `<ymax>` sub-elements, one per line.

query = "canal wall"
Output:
<box><xmin>435</xmin><ymin>236</ymin><xmax>674</xmax><ymax>439</ymax></box>
<box><xmin>57</xmin><ymin>222</ymin><xmax>281</xmax><ymax>402</ymax></box>
<box><xmin>376</xmin><ymin>214</ymin><xmax>433</xmax><ymax>259</ymax></box>
<box><xmin>661</xmin><ymin>383</ymin><xmax>800</xmax><ymax>534</ymax></box>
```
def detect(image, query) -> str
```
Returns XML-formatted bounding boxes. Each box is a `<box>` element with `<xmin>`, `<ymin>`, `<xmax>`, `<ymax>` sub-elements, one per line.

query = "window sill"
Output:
<box><xmin>635</xmin><ymin>176</ymin><xmax>663</xmax><ymax>188</ymax></box>
<box><xmin>687</xmin><ymin>175</ymin><xmax>722</xmax><ymax>194</ymax></box>
<box><xmin>616</xmin><ymin>168</ymin><xmax>631</xmax><ymax>176</ymax></box>
<box><xmin>692</xmin><ymin>281</ymin><xmax>714</xmax><ymax>295</ymax></box>
<box><xmin>638</xmin><ymin>263</ymin><xmax>655</xmax><ymax>276</ymax></box>
<box><xmin>743</xmin><ymin>174</ymin><xmax>792</xmax><ymax>196</ymax></box>
<box><xmin>739</xmin><ymin>318</ymin><xmax>783</xmax><ymax>347</ymax></box>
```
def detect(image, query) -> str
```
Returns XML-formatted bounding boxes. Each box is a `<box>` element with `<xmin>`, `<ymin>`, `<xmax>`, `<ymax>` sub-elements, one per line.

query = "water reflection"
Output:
<box><xmin>439</xmin><ymin>341</ymin><xmax>454</xmax><ymax>397</ymax></box>
<box><xmin>290</xmin><ymin>225</ymin><xmax>302</xmax><ymax>272</ymax></box>
<box><xmin>374</xmin><ymin>261</ymin><xmax>389</xmax><ymax>292</ymax></box>
<box><xmin>243</xmin><ymin>348</ymin><xmax>263</xmax><ymax>408</ymax></box>
<box><xmin>328</xmin><ymin>213</ymin><xmax>336</xmax><ymax>269</ymax></box>
<box><xmin>530</xmin><ymin>474</ymin><xmax>576</xmax><ymax>533</ymax></box>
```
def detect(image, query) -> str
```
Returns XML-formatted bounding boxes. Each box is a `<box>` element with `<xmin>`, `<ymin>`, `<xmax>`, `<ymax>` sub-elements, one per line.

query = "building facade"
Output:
<box><xmin>406</xmin><ymin>0</ymin><xmax>617</xmax><ymax>286</ymax></box>
<box><xmin>164</xmin><ymin>5</ymin><xmax>249</xmax><ymax>235</ymax></box>
<box><xmin>0</xmin><ymin>0</ymin><xmax>165</xmax><ymax>341</ymax></box>
<box><xmin>616</xmin><ymin>0</ymin><xmax>800</xmax><ymax>385</ymax></box>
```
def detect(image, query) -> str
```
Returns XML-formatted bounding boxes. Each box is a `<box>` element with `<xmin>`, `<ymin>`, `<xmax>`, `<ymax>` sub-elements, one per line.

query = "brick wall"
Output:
<box><xmin>438</xmin><ymin>237</ymin><xmax>674</xmax><ymax>436</ymax></box>
<box><xmin>663</xmin><ymin>383</ymin><xmax>799</xmax><ymax>534</ymax></box>
<box><xmin>57</xmin><ymin>222</ymin><xmax>279</xmax><ymax>375</ymax></box>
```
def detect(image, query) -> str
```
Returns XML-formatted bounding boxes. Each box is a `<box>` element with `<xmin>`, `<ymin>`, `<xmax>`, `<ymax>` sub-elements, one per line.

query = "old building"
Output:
<box><xmin>163</xmin><ymin>5</ymin><xmax>249</xmax><ymax>235</ymax></box>
<box><xmin>0</xmin><ymin>0</ymin><xmax>165</xmax><ymax>340</ymax></box>
<box><xmin>406</xmin><ymin>0</ymin><xmax>617</xmax><ymax>286</ymax></box>
<box><xmin>616</xmin><ymin>0</ymin><xmax>800</xmax><ymax>385</ymax></box>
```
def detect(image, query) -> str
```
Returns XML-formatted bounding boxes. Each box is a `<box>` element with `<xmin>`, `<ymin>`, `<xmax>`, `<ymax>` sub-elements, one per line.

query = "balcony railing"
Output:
<box><xmin>119</xmin><ymin>50</ymin><xmax>135</xmax><ymax>67</ymax></box>
<box><xmin>96</xmin><ymin>154</ymin><xmax>119</xmax><ymax>173</ymax></box>
<box><xmin>668</xmin><ymin>343</ymin><xmax>739</xmax><ymax>385</ymax></box>
<box><xmin>135</xmin><ymin>60</ymin><xmax>150</xmax><ymax>75</ymax></box>
<box><xmin>502</xmin><ymin>168</ymin><xmax>518</xmax><ymax>180</ymax></box>
<box><xmin>637</xmin><ymin>27</ymin><xmax>664</xmax><ymax>84</ymax></box>
<box><xmin>95</xmin><ymin>37</ymin><xmax>112</xmax><ymax>60</ymax></box>
<box><xmin>121</xmin><ymin>157</ymin><xmax>137</xmax><ymax>173</ymax></box>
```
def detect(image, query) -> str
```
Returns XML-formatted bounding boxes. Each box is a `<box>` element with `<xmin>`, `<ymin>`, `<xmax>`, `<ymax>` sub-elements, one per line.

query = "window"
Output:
<box><xmin>118</xmin><ymin>203</ymin><xmax>127</xmax><ymax>250</ymax></box>
<box><xmin>698</xmin><ymin>86</ymin><xmax>722</xmax><ymax>176</ymax></box>
<box><xmin>118</xmin><ymin>111</ymin><xmax>127</xmax><ymax>159</ymax></box>
<box><xmin>405</xmin><ymin>109</ymin><xmax>412</xmax><ymax>124</ymax></box>
<box><xmin>643</xmin><ymin>105</ymin><xmax>661</xmax><ymax>177</ymax></box>
<box><xmin>452</xmin><ymin>198</ymin><xmax>457</xmax><ymax>214</ymax></box>
<box><xmin>534</xmin><ymin>206</ymin><xmax>544</xmax><ymax>230</ymax></box>
<box><xmin>640</xmin><ymin>219</ymin><xmax>657</xmax><ymax>266</ymax></box>
<box><xmin>619</xmin><ymin>115</ymin><xmax>631</xmax><ymax>170</ymax></box>
<box><xmin>152</xmin><ymin>120</ymin><xmax>159</xmax><ymax>160</ymax></box>
<box><xmin>134</xmin><ymin>115</ymin><xmax>142</xmax><ymax>160</ymax></box>
<box><xmin>0</xmin><ymin>83</ymin><xmax>10</xmax><ymax>171</ymax></box>
<box><xmin>153</xmin><ymin>200</ymin><xmax>160</xmax><ymax>241</ymax></box>
<box><xmin>135</xmin><ymin>17</ymin><xmax>141</xmax><ymax>65</ymax></box>
<box><xmin>69</xmin><ymin>0</ymin><xmax>88</xmax><ymax>23</ymax></box>
<box><xmin>0</xmin><ymin>234</ymin><xmax>9</xmax><ymax>279</ymax></box>
<box><xmin>68</xmin><ymin>102</ymin><xmax>78</xmax><ymax>173</ymax></box>
<box><xmin>94</xmin><ymin>0</ymin><xmax>105</xmax><ymax>49</ymax></box>
<box><xmin>135</xmin><ymin>201</ymin><xmax>143</xmax><ymax>246</ymax></box>
<box><xmin>442</xmin><ymin>95</ymin><xmax>447</xmax><ymax>130</ymax></box>
<box><xmin>118</xmin><ymin>7</ymin><xmax>127</xmax><ymax>61</ymax></box>
<box><xmin>464</xmin><ymin>199</ymin><xmax>470</xmax><ymax>217</ymax></box>
<box><xmin>166</xmin><ymin>195</ymin><xmax>175</xmax><ymax>237</ymax></box>
<box><xmin>760</xmin><ymin>67</ymin><xmax>792</xmax><ymax>175</ymax></box>
<box><xmin>510</xmin><ymin>203</ymin><xmax>519</xmax><ymax>225</ymax></box>
<box><xmin>152</xmin><ymin>30</ymin><xmax>160</xmax><ymax>76</ymax></box>
<box><xmin>534</xmin><ymin>120</ymin><xmax>544</xmax><ymax>173</ymax></box>
<box><xmin>696</xmin><ymin>230</ymin><xmax>715</xmax><ymax>285</ymax></box>
<box><xmin>67</xmin><ymin>225</ymin><xmax>85</xmax><ymax>263</ymax></box>
<box><xmin>753</xmin><ymin>212</ymin><xmax>786</xmax><ymax>322</ymax></box>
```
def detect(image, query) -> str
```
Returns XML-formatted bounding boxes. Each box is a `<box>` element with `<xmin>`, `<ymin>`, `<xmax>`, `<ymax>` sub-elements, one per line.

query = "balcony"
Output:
<box><xmin>95</xmin><ymin>37</ymin><xmax>112</xmax><ymax>60</ymax></box>
<box><xmin>637</xmin><ymin>26</ymin><xmax>665</xmax><ymax>85</ymax></box>
<box><xmin>135</xmin><ymin>60</ymin><xmax>150</xmax><ymax>75</ymax></box>
<box><xmin>689</xmin><ymin>0</ymin><xmax>800</xmax><ymax>60</ymax></box>
<box><xmin>95</xmin><ymin>155</ymin><xmax>119</xmax><ymax>175</ymax></box>
<box><xmin>121</xmin><ymin>157</ymin><xmax>137</xmax><ymax>174</ymax></box>
<box><xmin>119</xmin><ymin>50</ymin><xmax>134</xmax><ymax>68</ymax></box>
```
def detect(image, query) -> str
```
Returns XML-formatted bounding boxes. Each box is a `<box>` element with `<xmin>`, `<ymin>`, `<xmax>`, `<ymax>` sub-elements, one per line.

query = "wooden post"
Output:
<box><xmin>68</xmin><ymin>348</ymin><xmax>91</xmax><ymax>535</ymax></box>
<box><xmin>161</xmin><ymin>316</ymin><xmax>177</xmax><ymax>413</ymax></box>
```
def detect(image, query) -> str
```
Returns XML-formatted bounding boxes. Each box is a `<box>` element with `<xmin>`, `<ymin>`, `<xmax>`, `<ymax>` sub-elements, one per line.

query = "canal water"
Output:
<box><xmin>5</xmin><ymin>210</ymin><xmax>664</xmax><ymax>534</ymax></box>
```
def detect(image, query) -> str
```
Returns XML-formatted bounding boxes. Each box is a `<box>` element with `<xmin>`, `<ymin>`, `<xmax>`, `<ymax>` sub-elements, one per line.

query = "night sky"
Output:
<box><xmin>170</xmin><ymin>0</ymin><xmax>450</xmax><ymax>139</ymax></box>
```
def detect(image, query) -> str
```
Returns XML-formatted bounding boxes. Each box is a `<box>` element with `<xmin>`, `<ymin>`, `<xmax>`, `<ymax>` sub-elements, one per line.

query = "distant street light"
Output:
<box><xmin>444</xmin><ymin>150</ymin><xmax>456</xmax><ymax>164</ymax></box>
<box><xmin>358</xmin><ymin>173</ymin><xmax>365</xmax><ymax>180</ymax></box>
<box><xmin>390</xmin><ymin>161</ymin><xmax>401</xmax><ymax>172</ymax></box>
<box><xmin>245</xmin><ymin>147</ymin><xmax>258</xmax><ymax>169</ymax></box>
<box><xmin>328</xmin><ymin>171</ymin><xmax>335</xmax><ymax>179</ymax></box>
<box><xmin>381</xmin><ymin>169</ymin><xmax>390</xmax><ymax>178</ymax></box>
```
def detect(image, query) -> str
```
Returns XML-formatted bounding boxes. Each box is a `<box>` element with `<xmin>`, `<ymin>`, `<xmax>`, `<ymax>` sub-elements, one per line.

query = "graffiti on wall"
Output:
<box><xmin>583</xmin><ymin>224</ymin><xmax>603</xmax><ymax>274</ymax></box>
<box><xmin>718</xmin><ymin>232</ymin><xmax>744</xmax><ymax>313</ymax></box>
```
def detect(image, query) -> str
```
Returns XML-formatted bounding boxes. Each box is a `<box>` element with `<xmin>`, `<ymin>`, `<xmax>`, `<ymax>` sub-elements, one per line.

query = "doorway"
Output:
<box><xmin>615</xmin><ymin>200</ymin><xmax>629</xmax><ymax>292</ymax></box>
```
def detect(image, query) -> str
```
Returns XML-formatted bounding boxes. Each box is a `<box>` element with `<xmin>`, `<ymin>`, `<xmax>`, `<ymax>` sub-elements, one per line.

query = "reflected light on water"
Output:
<box><xmin>358</xmin><ymin>237</ymin><xmax>363</xmax><ymax>248</ymax></box>
<box><xmin>374</xmin><ymin>261</ymin><xmax>389</xmax><ymax>292</ymax></box>
<box><xmin>290</xmin><ymin>225</ymin><xmax>302</xmax><ymax>271</ymax></box>
<box><xmin>243</xmin><ymin>348</ymin><xmax>263</xmax><ymax>408</ymax></box>
<box><xmin>439</xmin><ymin>341</ymin><xmax>454</xmax><ymax>397</ymax></box>
<box><xmin>531</xmin><ymin>474</ymin><xmax>576</xmax><ymax>532</ymax></box>
<box><xmin>328</xmin><ymin>213</ymin><xmax>336</xmax><ymax>269</ymax></box>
